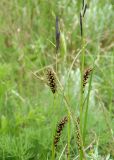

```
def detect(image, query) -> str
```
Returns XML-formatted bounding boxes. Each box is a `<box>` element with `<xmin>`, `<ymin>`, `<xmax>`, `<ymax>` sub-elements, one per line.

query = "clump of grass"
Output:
<box><xmin>46</xmin><ymin>68</ymin><xmax>57</xmax><ymax>94</ymax></box>
<box><xmin>54</xmin><ymin>116</ymin><xmax>68</xmax><ymax>148</ymax></box>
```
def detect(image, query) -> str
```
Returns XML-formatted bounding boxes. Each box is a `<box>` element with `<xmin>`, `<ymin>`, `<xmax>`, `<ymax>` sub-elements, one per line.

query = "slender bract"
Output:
<box><xmin>82</xmin><ymin>0</ymin><xmax>85</xmax><ymax>9</ymax></box>
<box><xmin>80</xmin><ymin>12</ymin><xmax>83</xmax><ymax>37</ymax></box>
<box><xmin>83</xmin><ymin>4</ymin><xmax>88</xmax><ymax>17</ymax></box>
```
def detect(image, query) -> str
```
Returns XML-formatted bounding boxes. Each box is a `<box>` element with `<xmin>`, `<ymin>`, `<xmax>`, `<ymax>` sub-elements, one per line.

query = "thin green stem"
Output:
<box><xmin>67</xmin><ymin>112</ymin><xmax>70</xmax><ymax>160</ymax></box>
<box><xmin>109</xmin><ymin>54</ymin><xmax>114</xmax><ymax>117</ymax></box>
<box><xmin>56</xmin><ymin>54</ymin><xmax>58</xmax><ymax>75</ymax></box>
<box><xmin>83</xmin><ymin>69</ymin><xmax>93</xmax><ymax>144</ymax></box>
<box><xmin>52</xmin><ymin>94</ymin><xmax>57</xmax><ymax>160</ymax></box>
<box><xmin>52</xmin><ymin>143</ymin><xmax>55</xmax><ymax>160</ymax></box>
<box><xmin>80</xmin><ymin>37</ymin><xmax>85</xmax><ymax>133</ymax></box>
<box><xmin>79</xmin><ymin>12</ymin><xmax>86</xmax><ymax>160</ymax></box>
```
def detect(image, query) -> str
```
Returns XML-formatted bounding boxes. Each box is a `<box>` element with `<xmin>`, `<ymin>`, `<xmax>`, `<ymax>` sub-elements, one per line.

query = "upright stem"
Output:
<box><xmin>79</xmin><ymin>12</ymin><xmax>85</xmax><ymax>160</ymax></box>
<box><xmin>67</xmin><ymin>112</ymin><xmax>70</xmax><ymax>160</ymax></box>
<box><xmin>52</xmin><ymin>143</ymin><xmax>55</xmax><ymax>160</ymax></box>
<box><xmin>52</xmin><ymin>94</ymin><xmax>57</xmax><ymax>160</ymax></box>
<box><xmin>83</xmin><ymin>71</ymin><xmax>93</xmax><ymax>144</ymax></box>
<box><xmin>56</xmin><ymin>54</ymin><xmax>58</xmax><ymax>75</ymax></box>
<box><xmin>80</xmin><ymin>37</ymin><xmax>85</xmax><ymax>132</ymax></box>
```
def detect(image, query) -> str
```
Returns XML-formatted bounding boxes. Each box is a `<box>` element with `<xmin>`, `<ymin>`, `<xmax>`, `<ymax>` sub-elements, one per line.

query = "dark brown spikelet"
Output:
<box><xmin>75</xmin><ymin>117</ymin><xmax>82</xmax><ymax>151</ymax></box>
<box><xmin>75</xmin><ymin>117</ymin><xmax>86</xmax><ymax>157</ymax></box>
<box><xmin>54</xmin><ymin>116</ymin><xmax>68</xmax><ymax>148</ymax></box>
<box><xmin>83</xmin><ymin>68</ymin><xmax>92</xmax><ymax>89</ymax></box>
<box><xmin>56</xmin><ymin>16</ymin><xmax>60</xmax><ymax>54</ymax></box>
<box><xmin>46</xmin><ymin>68</ymin><xmax>57</xmax><ymax>94</ymax></box>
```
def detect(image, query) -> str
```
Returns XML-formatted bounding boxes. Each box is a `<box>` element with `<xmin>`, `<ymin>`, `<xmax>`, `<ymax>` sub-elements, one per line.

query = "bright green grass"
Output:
<box><xmin>0</xmin><ymin>0</ymin><xmax>114</xmax><ymax>159</ymax></box>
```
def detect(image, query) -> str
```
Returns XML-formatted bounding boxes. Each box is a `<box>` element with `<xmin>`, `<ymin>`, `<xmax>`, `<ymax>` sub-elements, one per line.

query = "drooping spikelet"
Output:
<box><xmin>54</xmin><ymin>116</ymin><xmax>68</xmax><ymax>148</ymax></box>
<box><xmin>83</xmin><ymin>68</ymin><xmax>92</xmax><ymax>89</ymax></box>
<box><xmin>46</xmin><ymin>68</ymin><xmax>57</xmax><ymax>94</ymax></box>
<box><xmin>75</xmin><ymin>117</ymin><xmax>82</xmax><ymax>151</ymax></box>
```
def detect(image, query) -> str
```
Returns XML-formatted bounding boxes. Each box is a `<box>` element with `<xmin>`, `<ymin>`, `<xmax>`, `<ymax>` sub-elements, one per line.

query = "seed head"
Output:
<box><xmin>83</xmin><ymin>68</ymin><xmax>92</xmax><ymax>89</ymax></box>
<box><xmin>75</xmin><ymin>117</ymin><xmax>82</xmax><ymax>151</ymax></box>
<box><xmin>46</xmin><ymin>68</ymin><xmax>57</xmax><ymax>94</ymax></box>
<box><xmin>54</xmin><ymin>116</ymin><xmax>68</xmax><ymax>148</ymax></box>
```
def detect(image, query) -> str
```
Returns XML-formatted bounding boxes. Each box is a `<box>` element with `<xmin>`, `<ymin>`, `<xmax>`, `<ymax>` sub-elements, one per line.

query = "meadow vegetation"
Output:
<box><xmin>0</xmin><ymin>0</ymin><xmax>114</xmax><ymax>159</ymax></box>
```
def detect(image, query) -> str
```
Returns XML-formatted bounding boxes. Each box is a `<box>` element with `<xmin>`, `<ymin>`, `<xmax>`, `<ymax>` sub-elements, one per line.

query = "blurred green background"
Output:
<box><xmin>0</xmin><ymin>0</ymin><xmax>114</xmax><ymax>159</ymax></box>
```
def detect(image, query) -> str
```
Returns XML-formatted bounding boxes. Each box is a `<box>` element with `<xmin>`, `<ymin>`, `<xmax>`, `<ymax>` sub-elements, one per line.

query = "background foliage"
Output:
<box><xmin>0</xmin><ymin>0</ymin><xmax>114</xmax><ymax>159</ymax></box>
